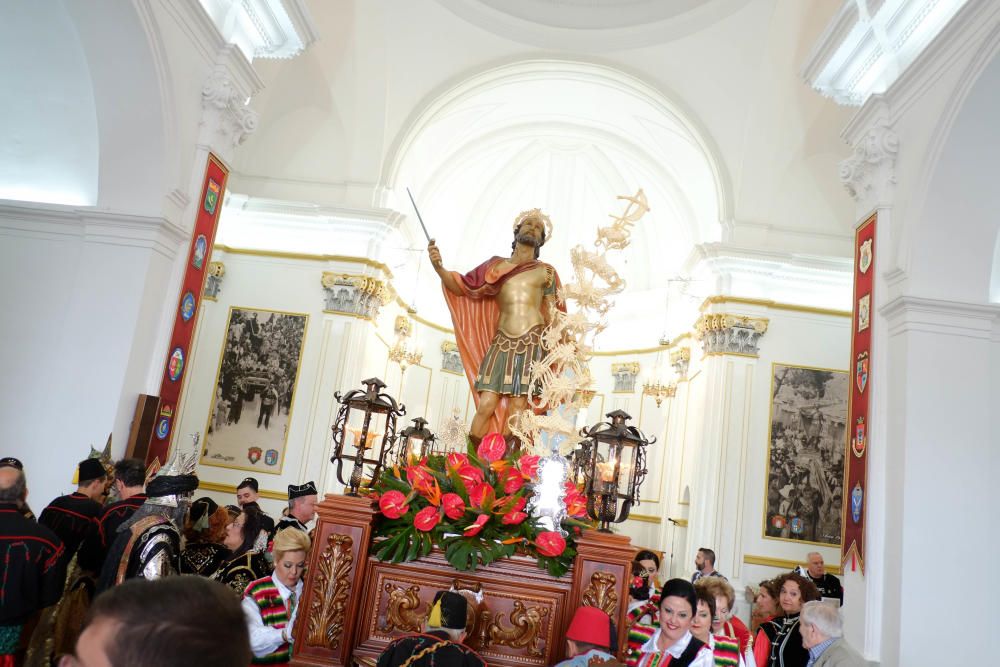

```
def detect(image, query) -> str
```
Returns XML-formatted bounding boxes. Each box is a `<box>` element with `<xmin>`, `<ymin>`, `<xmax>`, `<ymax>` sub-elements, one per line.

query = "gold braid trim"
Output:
<box><xmin>399</xmin><ymin>640</ymin><xmax>446</xmax><ymax>667</ymax></box>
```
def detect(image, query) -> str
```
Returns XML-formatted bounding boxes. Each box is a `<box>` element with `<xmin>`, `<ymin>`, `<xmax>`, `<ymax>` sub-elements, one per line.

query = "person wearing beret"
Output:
<box><xmin>78</xmin><ymin>458</ymin><xmax>148</xmax><ymax>573</ymax></box>
<box><xmin>273</xmin><ymin>481</ymin><xmax>317</xmax><ymax>536</ymax></box>
<box><xmin>377</xmin><ymin>591</ymin><xmax>486</xmax><ymax>667</ymax></box>
<box><xmin>39</xmin><ymin>458</ymin><xmax>107</xmax><ymax>560</ymax></box>
<box><xmin>556</xmin><ymin>606</ymin><xmax>625</xmax><ymax>666</ymax></box>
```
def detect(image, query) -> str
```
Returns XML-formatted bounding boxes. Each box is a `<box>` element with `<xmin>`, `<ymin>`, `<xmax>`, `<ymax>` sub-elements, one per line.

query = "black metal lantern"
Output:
<box><xmin>580</xmin><ymin>409</ymin><xmax>653</xmax><ymax>531</ymax></box>
<box><xmin>396</xmin><ymin>417</ymin><xmax>437</xmax><ymax>466</ymax></box>
<box><xmin>569</xmin><ymin>439</ymin><xmax>593</xmax><ymax>487</ymax></box>
<box><xmin>330</xmin><ymin>377</ymin><xmax>405</xmax><ymax>495</ymax></box>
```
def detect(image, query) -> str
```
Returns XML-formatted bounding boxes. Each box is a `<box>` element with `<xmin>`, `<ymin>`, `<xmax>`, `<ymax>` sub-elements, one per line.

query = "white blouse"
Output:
<box><xmin>638</xmin><ymin>629</ymin><xmax>715</xmax><ymax>667</ymax></box>
<box><xmin>241</xmin><ymin>573</ymin><xmax>304</xmax><ymax>658</ymax></box>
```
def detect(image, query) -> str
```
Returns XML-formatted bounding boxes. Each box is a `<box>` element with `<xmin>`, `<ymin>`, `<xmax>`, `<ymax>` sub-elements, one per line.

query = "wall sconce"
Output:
<box><xmin>580</xmin><ymin>410</ymin><xmax>653</xmax><ymax>532</ymax></box>
<box><xmin>330</xmin><ymin>377</ymin><xmax>405</xmax><ymax>495</ymax></box>
<box><xmin>396</xmin><ymin>417</ymin><xmax>437</xmax><ymax>465</ymax></box>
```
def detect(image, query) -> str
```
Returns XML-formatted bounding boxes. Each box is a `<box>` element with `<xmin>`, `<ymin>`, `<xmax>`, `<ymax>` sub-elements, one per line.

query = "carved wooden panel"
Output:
<box><xmin>305</xmin><ymin>532</ymin><xmax>354</xmax><ymax>649</ymax></box>
<box><xmin>582</xmin><ymin>571</ymin><xmax>619</xmax><ymax>618</ymax></box>
<box><xmin>350</xmin><ymin>551</ymin><xmax>573</xmax><ymax>666</ymax></box>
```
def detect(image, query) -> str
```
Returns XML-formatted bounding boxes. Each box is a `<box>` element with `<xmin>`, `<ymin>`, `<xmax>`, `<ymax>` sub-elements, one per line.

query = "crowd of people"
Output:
<box><xmin>0</xmin><ymin>453</ymin><xmax>318</xmax><ymax>666</ymax></box>
<box><xmin>1</xmin><ymin>452</ymin><xmax>864</xmax><ymax>667</ymax></box>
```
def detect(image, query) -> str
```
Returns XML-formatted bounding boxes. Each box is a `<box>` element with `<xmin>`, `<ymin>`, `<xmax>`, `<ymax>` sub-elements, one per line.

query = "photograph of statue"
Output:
<box><xmin>201</xmin><ymin>306</ymin><xmax>309</xmax><ymax>474</ymax></box>
<box><xmin>764</xmin><ymin>363</ymin><xmax>848</xmax><ymax>546</ymax></box>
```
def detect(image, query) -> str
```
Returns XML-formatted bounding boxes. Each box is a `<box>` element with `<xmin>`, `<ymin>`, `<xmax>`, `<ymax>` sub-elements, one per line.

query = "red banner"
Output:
<box><xmin>842</xmin><ymin>213</ymin><xmax>875</xmax><ymax>572</ymax></box>
<box><xmin>146</xmin><ymin>153</ymin><xmax>229</xmax><ymax>465</ymax></box>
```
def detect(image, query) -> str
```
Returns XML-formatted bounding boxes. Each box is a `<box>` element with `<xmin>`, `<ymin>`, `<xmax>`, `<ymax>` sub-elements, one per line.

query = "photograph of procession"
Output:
<box><xmin>763</xmin><ymin>362</ymin><xmax>848</xmax><ymax>546</ymax></box>
<box><xmin>201</xmin><ymin>307</ymin><xmax>309</xmax><ymax>474</ymax></box>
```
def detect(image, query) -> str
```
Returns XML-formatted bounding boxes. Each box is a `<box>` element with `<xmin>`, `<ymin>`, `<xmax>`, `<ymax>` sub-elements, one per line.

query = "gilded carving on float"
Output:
<box><xmin>695</xmin><ymin>313</ymin><xmax>769</xmax><ymax>357</ymax></box>
<box><xmin>306</xmin><ymin>533</ymin><xmax>354</xmax><ymax>649</ymax></box>
<box><xmin>480</xmin><ymin>600</ymin><xmax>549</xmax><ymax>657</ymax></box>
<box><xmin>582</xmin><ymin>571</ymin><xmax>619</xmax><ymax>618</ymax></box>
<box><xmin>321</xmin><ymin>272</ymin><xmax>392</xmax><ymax>320</ymax></box>
<box><xmin>380</xmin><ymin>583</ymin><xmax>426</xmax><ymax>634</ymax></box>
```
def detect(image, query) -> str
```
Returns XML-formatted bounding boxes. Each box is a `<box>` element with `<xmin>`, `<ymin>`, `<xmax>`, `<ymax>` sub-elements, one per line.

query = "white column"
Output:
<box><xmin>879</xmin><ymin>297</ymin><xmax>999</xmax><ymax>666</ymax></box>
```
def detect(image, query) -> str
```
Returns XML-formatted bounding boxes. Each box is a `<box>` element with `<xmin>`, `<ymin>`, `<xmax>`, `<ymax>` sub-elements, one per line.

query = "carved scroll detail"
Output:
<box><xmin>483</xmin><ymin>600</ymin><xmax>549</xmax><ymax>657</ymax></box>
<box><xmin>582</xmin><ymin>571</ymin><xmax>619</xmax><ymax>618</ymax></box>
<box><xmin>380</xmin><ymin>583</ymin><xmax>426</xmax><ymax>633</ymax></box>
<box><xmin>306</xmin><ymin>533</ymin><xmax>354</xmax><ymax>649</ymax></box>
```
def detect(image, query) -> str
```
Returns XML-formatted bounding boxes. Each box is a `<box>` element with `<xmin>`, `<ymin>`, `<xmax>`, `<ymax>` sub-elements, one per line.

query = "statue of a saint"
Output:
<box><xmin>428</xmin><ymin>210</ymin><xmax>562</xmax><ymax>440</ymax></box>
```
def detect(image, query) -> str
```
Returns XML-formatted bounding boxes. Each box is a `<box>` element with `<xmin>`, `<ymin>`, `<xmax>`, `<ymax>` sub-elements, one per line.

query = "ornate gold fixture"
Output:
<box><xmin>641</xmin><ymin>379</ymin><xmax>677</xmax><ymax>407</ymax></box>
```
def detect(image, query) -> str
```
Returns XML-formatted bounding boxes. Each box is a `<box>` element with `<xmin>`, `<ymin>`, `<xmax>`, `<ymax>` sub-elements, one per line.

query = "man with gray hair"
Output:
<box><xmin>800</xmin><ymin>600</ymin><xmax>864</xmax><ymax>666</ymax></box>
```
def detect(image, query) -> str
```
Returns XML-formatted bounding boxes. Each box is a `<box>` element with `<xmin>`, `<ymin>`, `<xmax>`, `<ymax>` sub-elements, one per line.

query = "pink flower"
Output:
<box><xmin>476</xmin><ymin>432</ymin><xmax>507</xmax><ymax>463</ymax></box>
<box><xmin>446</xmin><ymin>452</ymin><xmax>469</xmax><ymax>471</ymax></box>
<box><xmin>457</xmin><ymin>464</ymin><xmax>484</xmax><ymax>490</ymax></box>
<box><xmin>517</xmin><ymin>454</ymin><xmax>540</xmax><ymax>479</ymax></box>
<box><xmin>414</xmin><ymin>506</ymin><xmax>440</xmax><ymax>532</ymax></box>
<box><xmin>535</xmin><ymin>531</ymin><xmax>567</xmax><ymax>557</ymax></box>
<box><xmin>442</xmin><ymin>493</ymin><xmax>466</xmax><ymax>520</ymax></box>
<box><xmin>463</xmin><ymin>513</ymin><xmax>490</xmax><ymax>536</ymax></box>
<box><xmin>501</xmin><ymin>468</ymin><xmax>525</xmax><ymax>494</ymax></box>
<box><xmin>378</xmin><ymin>490</ymin><xmax>408</xmax><ymax>519</ymax></box>
<box><xmin>501</xmin><ymin>511</ymin><xmax>527</xmax><ymax>525</ymax></box>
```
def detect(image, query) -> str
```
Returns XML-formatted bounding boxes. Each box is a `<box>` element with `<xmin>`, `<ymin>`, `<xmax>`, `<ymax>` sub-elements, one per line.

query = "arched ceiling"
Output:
<box><xmin>383</xmin><ymin>60</ymin><xmax>724</xmax><ymax>330</ymax></box>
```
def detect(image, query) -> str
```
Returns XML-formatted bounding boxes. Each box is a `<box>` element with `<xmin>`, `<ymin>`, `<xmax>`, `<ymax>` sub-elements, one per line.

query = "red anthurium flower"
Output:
<box><xmin>501</xmin><ymin>510</ymin><xmax>527</xmax><ymax>525</ymax></box>
<box><xmin>414</xmin><ymin>506</ymin><xmax>440</xmax><ymax>532</ymax></box>
<box><xmin>457</xmin><ymin>464</ymin><xmax>484</xmax><ymax>490</ymax></box>
<box><xmin>476</xmin><ymin>432</ymin><xmax>507</xmax><ymax>463</ymax></box>
<box><xmin>498</xmin><ymin>495</ymin><xmax>526</xmax><ymax>513</ymax></box>
<box><xmin>517</xmin><ymin>454</ymin><xmax>540</xmax><ymax>479</ymax></box>
<box><xmin>463</xmin><ymin>513</ymin><xmax>490</xmax><ymax>536</ymax></box>
<box><xmin>468</xmin><ymin>483</ymin><xmax>494</xmax><ymax>510</ymax></box>
<box><xmin>406</xmin><ymin>464</ymin><xmax>435</xmax><ymax>492</ymax></box>
<box><xmin>501</xmin><ymin>468</ymin><xmax>524</xmax><ymax>494</ymax></box>
<box><xmin>441</xmin><ymin>493</ymin><xmax>466</xmax><ymax>520</ymax></box>
<box><xmin>564</xmin><ymin>479</ymin><xmax>580</xmax><ymax>495</ymax></box>
<box><xmin>535</xmin><ymin>531</ymin><xmax>567</xmax><ymax>557</ymax></box>
<box><xmin>446</xmin><ymin>452</ymin><xmax>469</xmax><ymax>471</ymax></box>
<box><xmin>378</xmin><ymin>490</ymin><xmax>409</xmax><ymax>519</ymax></box>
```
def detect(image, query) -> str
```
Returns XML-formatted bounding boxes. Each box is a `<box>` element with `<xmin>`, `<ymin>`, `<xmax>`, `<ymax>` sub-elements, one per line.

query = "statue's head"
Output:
<box><xmin>511</xmin><ymin>209</ymin><xmax>553</xmax><ymax>259</ymax></box>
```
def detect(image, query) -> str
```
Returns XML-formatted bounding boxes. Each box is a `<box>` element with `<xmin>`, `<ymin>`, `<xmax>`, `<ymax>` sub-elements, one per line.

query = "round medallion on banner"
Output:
<box><xmin>192</xmin><ymin>235</ymin><xmax>207</xmax><ymax>270</ymax></box>
<box><xmin>155</xmin><ymin>417</ymin><xmax>171</xmax><ymax>440</ymax></box>
<box><xmin>180</xmin><ymin>292</ymin><xmax>196</xmax><ymax>322</ymax></box>
<box><xmin>167</xmin><ymin>347</ymin><xmax>185</xmax><ymax>382</ymax></box>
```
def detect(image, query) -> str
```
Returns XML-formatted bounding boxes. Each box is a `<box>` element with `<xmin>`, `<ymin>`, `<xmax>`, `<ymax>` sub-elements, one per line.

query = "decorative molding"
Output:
<box><xmin>881</xmin><ymin>295</ymin><xmax>1000</xmax><ymax>340</ymax></box>
<box><xmin>670</xmin><ymin>347</ymin><xmax>691</xmax><ymax>379</ymax></box>
<box><xmin>700</xmin><ymin>295</ymin><xmax>852</xmax><ymax>319</ymax></box>
<box><xmin>306</xmin><ymin>533</ymin><xmax>354</xmax><ymax>649</ymax></box>
<box><xmin>628</xmin><ymin>513</ymin><xmax>663</xmax><ymax>524</ymax></box>
<box><xmin>213</xmin><ymin>244</ymin><xmax>394</xmax><ymax>278</ymax></box>
<box><xmin>201</xmin><ymin>67</ymin><xmax>260</xmax><ymax>149</ymax></box>
<box><xmin>0</xmin><ymin>203</ymin><xmax>186</xmax><ymax>259</ymax></box>
<box><xmin>321</xmin><ymin>272</ymin><xmax>392</xmax><ymax>321</ymax></box>
<box><xmin>802</xmin><ymin>0</ymin><xmax>972</xmax><ymax>107</ymax></box>
<box><xmin>611</xmin><ymin>362</ymin><xmax>640</xmax><ymax>393</ymax></box>
<box><xmin>695</xmin><ymin>313</ymin><xmax>769</xmax><ymax>357</ymax></box>
<box><xmin>839</xmin><ymin>118</ymin><xmax>900</xmax><ymax>203</ymax></box>
<box><xmin>481</xmin><ymin>600</ymin><xmax>548</xmax><ymax>657</ymax></box>
<box><xmin>380</xmin><ymin>583</ymin><xmax>426</xmax><ymax>634</ymax></box>
<box><xmin>196</xmin><ymin>479</ymin><xmax>287</xmax><ymax>501</ymax></box>
<box><xmin>204</xmin><ymin>261</ymin><xmax>225</xmax><ymax>299</ymax></box>
<box><xmin>743</xmin><ymin>554</ymin><xmax>843</xmax><ymax>576</ymax></box>
<box><xmin>581</xmin><ymin>571</ymin><xmax>619</xmax><ymax>618</ymax></box>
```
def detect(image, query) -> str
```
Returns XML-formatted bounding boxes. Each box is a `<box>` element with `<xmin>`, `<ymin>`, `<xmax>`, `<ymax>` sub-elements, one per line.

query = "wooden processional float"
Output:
<box><xmin>291</xmin><ymin>378</ymin><xmax>654</xmax><ymax>666</ymax></box>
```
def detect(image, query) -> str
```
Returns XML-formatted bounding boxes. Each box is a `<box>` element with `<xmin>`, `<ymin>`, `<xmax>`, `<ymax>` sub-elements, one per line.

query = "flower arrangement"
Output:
<box><xmin>371</xmin><ymin>432</ymin><xmax>589</xmax><ymax>577</ymax></box>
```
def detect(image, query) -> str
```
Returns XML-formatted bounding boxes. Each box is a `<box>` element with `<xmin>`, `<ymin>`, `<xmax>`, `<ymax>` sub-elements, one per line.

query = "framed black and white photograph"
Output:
<box><xmin>201</xmin><ymin>307</ymin><xmax>309</xmax><ymax>474</ymax></box>
<box><xmin>763</xmin><ymin>363</ymin><xmax>848</xmax><ymax>546</ymax></box>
